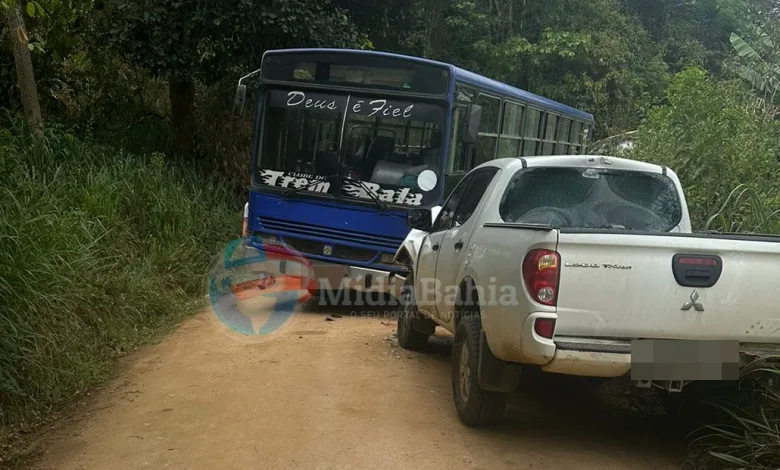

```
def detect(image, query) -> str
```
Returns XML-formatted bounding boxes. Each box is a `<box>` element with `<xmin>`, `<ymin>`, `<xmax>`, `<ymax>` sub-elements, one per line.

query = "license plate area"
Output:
<box><xmin>630</xmin><ymin>339</ymin><xmax>740</xmax><ymax>381</ymax></box>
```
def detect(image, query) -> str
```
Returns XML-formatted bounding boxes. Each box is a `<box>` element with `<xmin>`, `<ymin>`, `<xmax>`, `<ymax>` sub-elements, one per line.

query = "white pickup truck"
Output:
<box><xmin>393</xmin><ymin>155</ymin><xmax>780</xmax><ymax>426</ymax></box>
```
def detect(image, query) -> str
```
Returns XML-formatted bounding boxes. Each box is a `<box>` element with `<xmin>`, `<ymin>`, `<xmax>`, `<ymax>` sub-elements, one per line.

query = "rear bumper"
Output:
<box><xmin>487</xmin><ymin>313</ymin><xmax>629</xmax><ymax>378</ymax></box>
<box><xmin>496</xmin><ymin>316</ymin><xmax>780</xmax><ymax>379</ymax></box>
<box><xmin>542</xmin><ymin>342</ymin><xmax>631</xmax><ymax>378</ymax></box>
<box><xmin>523</xmin><ymin>337</ymin><xmax>780</xmax><ymax>380</ymax></box>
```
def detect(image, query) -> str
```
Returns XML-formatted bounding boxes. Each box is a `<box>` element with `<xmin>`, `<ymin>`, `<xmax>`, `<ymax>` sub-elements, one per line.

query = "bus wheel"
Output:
<box><xmin>396</xmin><ymin>273</ymin><xmax>433</xmax><ymax>350</ymax></box>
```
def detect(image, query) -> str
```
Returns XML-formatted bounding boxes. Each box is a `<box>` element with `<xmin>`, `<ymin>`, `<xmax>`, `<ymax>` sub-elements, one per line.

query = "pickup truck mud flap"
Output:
<box><xmin>478</xmin><ymin>331</ymin><xmax>521</xmax><ymax>393</ymax></box>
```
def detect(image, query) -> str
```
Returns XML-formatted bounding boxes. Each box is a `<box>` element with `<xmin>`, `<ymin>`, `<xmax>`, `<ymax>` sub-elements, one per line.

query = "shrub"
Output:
<box><xmin>630</xmin><ymin>66</ymin><xmax>780</xmax><ymax>231</ymax></box>
<box><xmin>703</xmin><ymin>185</ymin><xmax>780</xmax><ymax>234</ymax></box>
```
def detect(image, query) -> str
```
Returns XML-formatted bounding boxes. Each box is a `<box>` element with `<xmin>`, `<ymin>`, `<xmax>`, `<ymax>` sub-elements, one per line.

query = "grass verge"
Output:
<box><xmin>684</xmin><ymin>369</ymin><xmax>780</xmax><ymax>469</ymax></box>
<box><xmin>0</xmin><ymin>121</ymin><xmax>239</xmax><ymax>465</ymax></box>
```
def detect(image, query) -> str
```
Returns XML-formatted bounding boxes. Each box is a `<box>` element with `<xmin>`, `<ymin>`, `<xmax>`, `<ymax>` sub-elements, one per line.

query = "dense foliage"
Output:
<box><xmin>2</xmin><ymin>0</ymin><xmax>780</xmax><ymax>467</ymax></box>
<box><xmin>1</xmin><ymin>0</ymin><xmax>772</xmax><ymax>155</ymax></box>
<box><xmin>630</xmin><ymin>66</ymin><xmax>780</xmax><ymax>231</ymax></box>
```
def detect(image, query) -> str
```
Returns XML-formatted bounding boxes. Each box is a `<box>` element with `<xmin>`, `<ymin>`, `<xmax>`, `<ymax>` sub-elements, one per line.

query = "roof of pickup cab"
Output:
<box><xmin>480</xmin><ymin>155</ymin><xmax>668</xmax><ymax>175</ymax></box>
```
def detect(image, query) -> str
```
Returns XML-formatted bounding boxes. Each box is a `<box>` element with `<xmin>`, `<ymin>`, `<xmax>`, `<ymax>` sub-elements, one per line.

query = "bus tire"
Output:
<box><xmin>396</xmin><ymin>273</ymin><xmax>431</xmax><ymax>350</ymax></box>
<box><xmin>452</xmin><ymin>313</ymin><xmax>508</xmax><ymax>426</ymax></box>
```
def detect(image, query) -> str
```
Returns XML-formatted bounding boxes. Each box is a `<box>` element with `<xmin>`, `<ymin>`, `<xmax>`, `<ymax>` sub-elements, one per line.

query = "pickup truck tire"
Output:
<box><xmin>396</xmin><ymin>274</ymin><xmax>432</xmax><ymax>350</ymax></box>
<box><xmin>452</xmin><ymin>314</ymin><xmax>508</xmax><ymax>426</ymax></box>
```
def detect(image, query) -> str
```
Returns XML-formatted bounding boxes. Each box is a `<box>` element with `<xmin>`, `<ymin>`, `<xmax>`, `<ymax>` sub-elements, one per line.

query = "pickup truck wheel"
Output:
<box><xmin>396</xmin><ymin>274</ymin><xmax>431</xmax><ymax>350</ymax></box>
<box><xmin>452</xmin><ymin>314</ymin><xmax>508</xmax><ymax>426</ymax></box>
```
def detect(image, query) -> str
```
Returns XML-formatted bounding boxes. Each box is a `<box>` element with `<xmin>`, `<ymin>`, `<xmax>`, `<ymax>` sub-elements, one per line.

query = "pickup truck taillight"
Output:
<box><xmin>522</xmin><ymin>249</ymin><xmax>561</xmax><ymax>306</ymax></box>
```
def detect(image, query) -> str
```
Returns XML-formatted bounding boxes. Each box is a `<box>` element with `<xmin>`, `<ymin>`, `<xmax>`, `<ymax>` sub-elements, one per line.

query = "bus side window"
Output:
<box><xmin>498</xmin><ymin>101</ymin><xmax>524</xmax><ymax>158</ymax></box>
<box><xmin>556</xmin><ymin>118</ymin><xmax>571</xmax><ymax>155</ymax></box>
<box><xmin>521</xmin><ymin>107</ymin><xmax>543</xmax><ymax>156</ymax></box>
<box><xmin>570</xmin><ymin>121</ymin><xmax>583</xmax><ymax>154</ymax></box>
<box><xmin>475</xmin><ymin>93</ymin><xmax>500</xmax><ymax>166</ymax></box>
<box><xmin>541</xmin><ymin>113</ymin><xmax>558</xmax><ymax>154</ymax></box>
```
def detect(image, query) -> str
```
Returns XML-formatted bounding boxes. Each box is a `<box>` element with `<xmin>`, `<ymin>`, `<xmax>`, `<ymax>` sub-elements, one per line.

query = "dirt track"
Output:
<box><xmin>30</xmin><ymin>294</ymin><xmax>684</xmax><ymax>470</ymax></box>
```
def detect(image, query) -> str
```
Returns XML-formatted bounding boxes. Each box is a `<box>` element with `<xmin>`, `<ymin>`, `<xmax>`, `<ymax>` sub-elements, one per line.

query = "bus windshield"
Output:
<box><xmin>255</xmin><ymin>88</ymin><xmax>445</xmax><ymax>208</ymax></box>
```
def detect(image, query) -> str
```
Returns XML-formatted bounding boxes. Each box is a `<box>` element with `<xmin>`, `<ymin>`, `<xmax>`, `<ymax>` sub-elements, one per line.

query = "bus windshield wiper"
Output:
<box><xmin>339</xmin><ymin>163</ymin><xmax>389</xmax><ymax>211</ymax></box>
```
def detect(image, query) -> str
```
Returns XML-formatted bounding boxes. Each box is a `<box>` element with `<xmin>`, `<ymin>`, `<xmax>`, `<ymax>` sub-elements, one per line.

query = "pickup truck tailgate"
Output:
<box><xmin>554</xmin><ymin>232</ymin><xmax>780</xmax><ymax>342</ymax></box>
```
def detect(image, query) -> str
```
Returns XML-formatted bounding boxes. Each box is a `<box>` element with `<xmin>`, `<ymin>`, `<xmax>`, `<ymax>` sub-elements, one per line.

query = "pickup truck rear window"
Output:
<box><xmin>498</xmin><ymin>167</ymin><xmax>682</xmax><ymax>231</ymax></box>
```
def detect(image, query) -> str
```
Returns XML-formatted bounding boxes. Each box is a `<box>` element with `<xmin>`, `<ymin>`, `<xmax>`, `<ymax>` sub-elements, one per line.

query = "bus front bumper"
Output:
<box><xmin>311</xmin><ymin>262</ymin><xmax>405</xmax><ymax>299</ymax></box>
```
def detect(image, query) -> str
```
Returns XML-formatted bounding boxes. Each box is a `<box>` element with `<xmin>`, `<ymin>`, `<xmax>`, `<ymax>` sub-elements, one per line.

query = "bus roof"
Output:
<box><xmin>262</xmin><ymin>48</ymin><xmax>595</xmax><ymax>122</ymax></box>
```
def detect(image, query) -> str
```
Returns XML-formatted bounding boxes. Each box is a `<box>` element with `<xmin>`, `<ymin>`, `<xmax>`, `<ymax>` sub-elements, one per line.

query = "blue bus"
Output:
<box><xmin>232</xmin><ymin>48</ymin><xmax>595</xmax><ymax>297</ymax></box>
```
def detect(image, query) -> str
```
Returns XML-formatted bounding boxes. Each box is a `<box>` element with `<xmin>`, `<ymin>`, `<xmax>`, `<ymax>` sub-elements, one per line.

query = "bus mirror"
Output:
<box><xmin>231</xmin><ymin>68</ymin><xmax>262</xmax><ymax>118</ymax></box>
<box><xmin>232</xmin><ymin>84</ymin><xmax>247</xmax><ymax>118</ymax></box>
<box><xmin>464</xmin><ymin>105</ymin><xmax>482</xmax><ymax>143</ymax></box>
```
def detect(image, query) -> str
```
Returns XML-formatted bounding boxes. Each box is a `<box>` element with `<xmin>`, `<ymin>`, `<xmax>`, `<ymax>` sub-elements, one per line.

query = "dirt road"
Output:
<box><xmin>31</xmin><ymin>296</ymin><xmax>684</xmax><ymax>470</ymax></box>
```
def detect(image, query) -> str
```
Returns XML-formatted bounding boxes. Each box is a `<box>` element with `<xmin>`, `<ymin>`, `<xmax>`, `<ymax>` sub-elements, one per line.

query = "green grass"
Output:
<box><xmin>703</xmin><ymin>185</ymin><xmax>780</xmax><ymax>234</ymax></box>
<box><xmin>685</xmin><ymin>369</ymin><xmax>780</xmax><ymax>470</ymax></box>
<box><xmin>0</xmin><ymin>120</ymin><xmax>239</xmax><ymax>448</ymax></box>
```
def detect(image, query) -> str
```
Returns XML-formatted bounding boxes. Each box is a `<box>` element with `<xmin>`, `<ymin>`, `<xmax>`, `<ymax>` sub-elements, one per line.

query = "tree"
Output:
<box><xmin>331</xmin><ymin>0</ymin><xmax>408</xmax><ymax>52</ymax></box>
<box><xmin>728</xmin><ymin>0</ymin><xmax>780</xmax><ymax>114</ymax></box>
<box><xmin>730</xmin><ymin>29</ymin><xmax>779</xmax><ymax>110</ymax></box>
<box><xmin>2</xmin><ymin>0</ymin><xmax>44</xmax><ymax>136</ymax></box>
<box><xmin>398</xmin><ymin>0</ymin><xmax>669</xmax><ymax>137</ymax></box>
<box><xmin>618</xmin><ymin>0</ymin><xmax>757</xmax><ymax>74</ymax></box>
<box><xmin>103</xmin><ymin>0</ymin><xmax>368</xmax><ymax>160</ymax></box>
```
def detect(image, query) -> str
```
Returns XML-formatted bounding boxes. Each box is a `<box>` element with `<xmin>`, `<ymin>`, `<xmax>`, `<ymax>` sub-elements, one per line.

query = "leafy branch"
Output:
<box><xmin>730</xmin><ymin>28</ymin><xmax>779</xmax><ymax>113</ymax></box>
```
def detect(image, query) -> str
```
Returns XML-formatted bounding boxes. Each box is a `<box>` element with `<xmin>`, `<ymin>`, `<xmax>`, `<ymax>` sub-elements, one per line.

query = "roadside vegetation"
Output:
<box><xmin>2</xmin><ymin>0</ymin><xmax>780</xmax><ymax>467</ymax></box>
<box><xmin>0</xmin><ymin>119</ymin><xmax>239</xmax><ymax>462</ymax></box>
<box><xmin>630</xmin><ymin>65</ymin><xmax>780</xmax><ymax>233</ymax></box>
<box><xmin>686</xmin><ymin>375</ymin><xmax>780</xmax><ymax>470</ymax></box>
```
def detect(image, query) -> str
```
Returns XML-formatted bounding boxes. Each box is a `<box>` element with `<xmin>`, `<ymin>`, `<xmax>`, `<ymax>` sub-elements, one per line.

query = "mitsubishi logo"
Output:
<box><xmin>681</xmin><ymin>290</ymin><xmax>704</xmax><ymax>312</ymax></box>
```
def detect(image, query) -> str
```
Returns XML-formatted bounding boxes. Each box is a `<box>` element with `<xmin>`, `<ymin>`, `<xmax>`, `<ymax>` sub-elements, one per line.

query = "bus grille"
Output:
<box><xmin>257</xmin><ymin>216</ymin><xmax>404</xmax><ymax>252</ymax></box>
<box><xmin>283</xmin><ymin>236</ymin><xmax>376</xmax><ymax>263</ymax></box>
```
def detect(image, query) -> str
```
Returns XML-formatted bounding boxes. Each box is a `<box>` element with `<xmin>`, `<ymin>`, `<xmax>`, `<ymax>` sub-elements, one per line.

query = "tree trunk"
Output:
<box><xmin>169</xmin><ymin>76</ymin><xmax>196</xmax><ymax>160</ymax></box>
<box><xmin>5</xmin><ymin>1</ymin><xmax>43</xmax><ymax>136</ymax></box>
